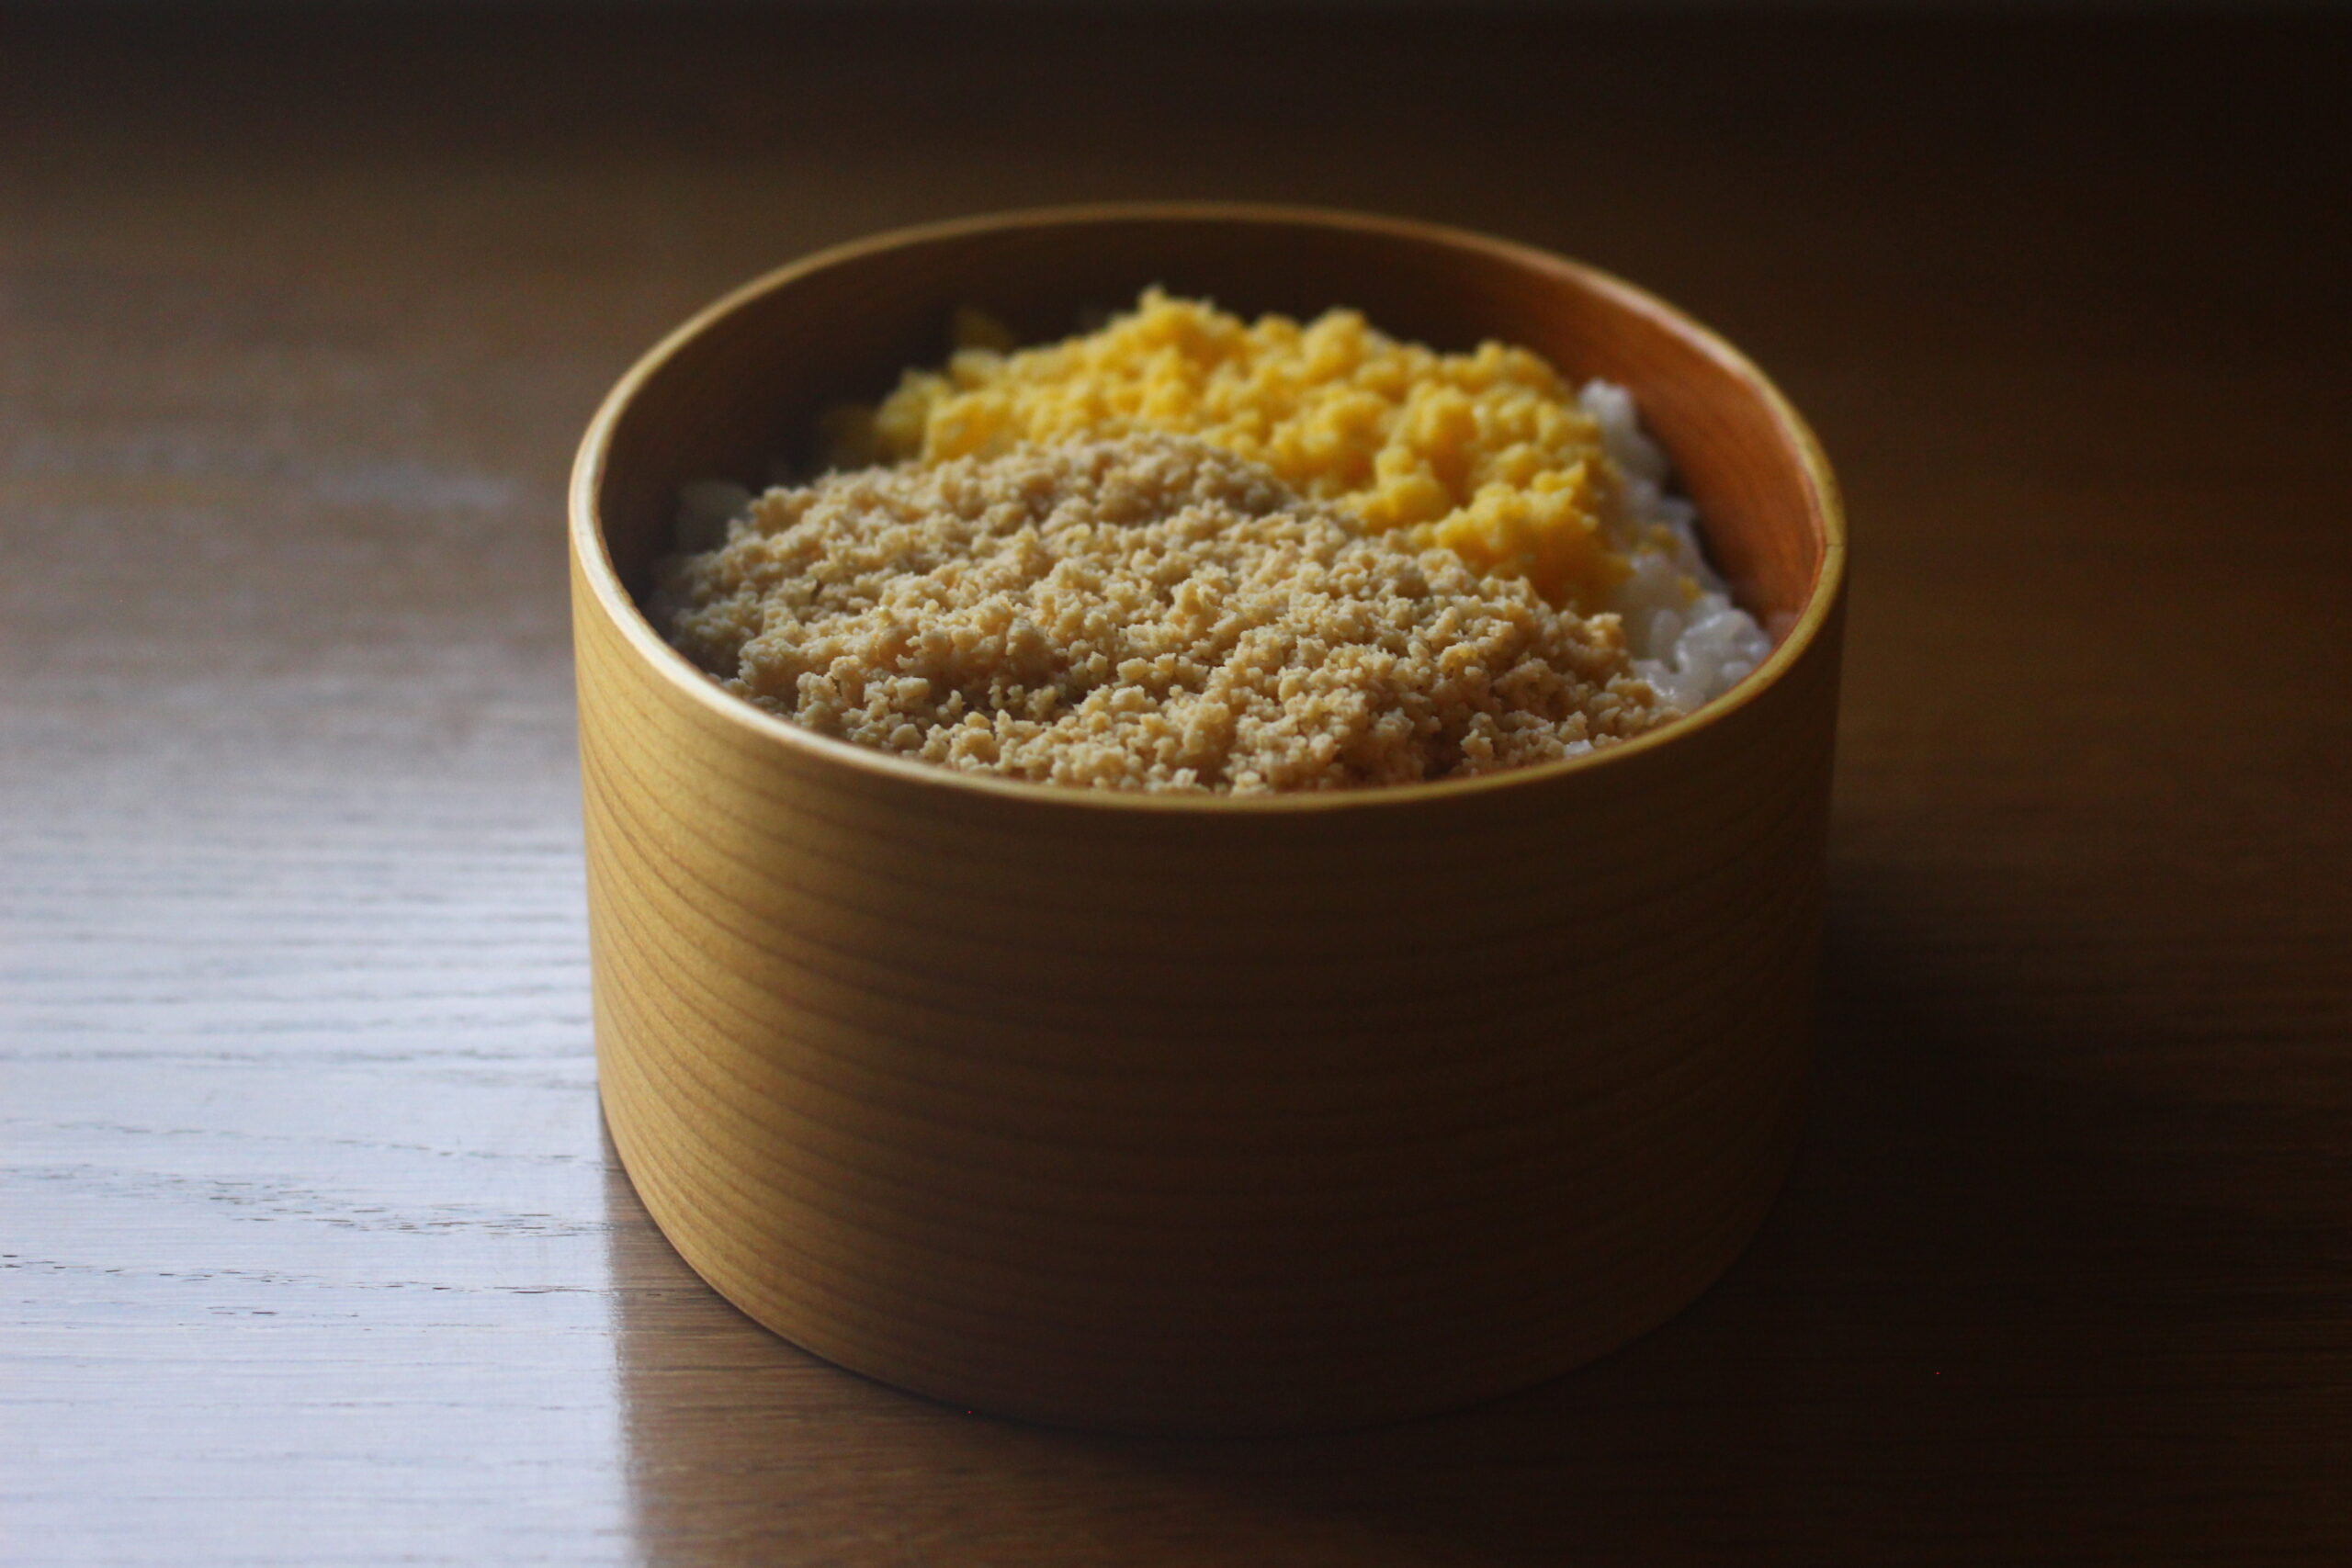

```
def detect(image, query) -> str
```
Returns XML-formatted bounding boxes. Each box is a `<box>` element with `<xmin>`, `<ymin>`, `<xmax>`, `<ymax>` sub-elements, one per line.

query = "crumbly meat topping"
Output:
<box><xmin>654</xmin><ymin>434</ymin><xmax>1676</xmax><ymax>795</ymax></box>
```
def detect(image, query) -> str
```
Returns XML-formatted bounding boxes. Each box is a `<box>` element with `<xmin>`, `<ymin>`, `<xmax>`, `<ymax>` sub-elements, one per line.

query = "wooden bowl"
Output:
<box><xmin>571</xmin><ymin>205</ymin><xmax>1846</xmax><ymax>1435</ymax></box>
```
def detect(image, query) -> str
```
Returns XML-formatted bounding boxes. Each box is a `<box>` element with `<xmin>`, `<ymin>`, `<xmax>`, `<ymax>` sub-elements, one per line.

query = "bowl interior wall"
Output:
<box><xmin>595</xmin><ymin>213</ymin><xmax>1828</xmax><ymax>639</ymax></box>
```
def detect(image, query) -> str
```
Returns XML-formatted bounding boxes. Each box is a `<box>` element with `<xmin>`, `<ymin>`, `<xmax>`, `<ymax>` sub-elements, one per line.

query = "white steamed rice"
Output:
<box><xmin>1578</xmin><ymin>379</ymin><xmax>1774</xmax><ymax>714</ymax></box>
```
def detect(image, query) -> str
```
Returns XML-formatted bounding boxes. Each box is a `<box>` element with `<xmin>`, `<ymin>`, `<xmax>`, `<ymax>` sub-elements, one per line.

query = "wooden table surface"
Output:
<box><xmin>5</xmin><ymin>9</ymin><xmax>2347</xmax><ymax>1565</ymax></box>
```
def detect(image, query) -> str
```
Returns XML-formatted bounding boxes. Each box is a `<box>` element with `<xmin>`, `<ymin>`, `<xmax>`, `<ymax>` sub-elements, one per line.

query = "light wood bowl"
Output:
<box><xmin>571</xmin><ymin>205</ymin><xmax>1846</xmax><ymax>1435</ymax></box>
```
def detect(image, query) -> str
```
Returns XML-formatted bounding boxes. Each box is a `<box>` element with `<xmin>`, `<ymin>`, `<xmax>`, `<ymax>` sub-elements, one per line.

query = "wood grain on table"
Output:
<box><xmin>4</xmin><ymin>10</ymin><xmax>2347</xmax><ymax>1565</ymax></box>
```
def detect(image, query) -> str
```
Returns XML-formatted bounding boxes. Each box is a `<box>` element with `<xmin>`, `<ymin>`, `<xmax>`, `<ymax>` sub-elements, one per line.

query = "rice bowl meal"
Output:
<box><xmin>652</xmin><ymin>290</ymin><xmax>1772</xmax><ymax>793</ymax></box>
<box><xmin>574</xmin><ymin>206</ymin><xmax>1848</xmax><ymax>1435</ymax></box>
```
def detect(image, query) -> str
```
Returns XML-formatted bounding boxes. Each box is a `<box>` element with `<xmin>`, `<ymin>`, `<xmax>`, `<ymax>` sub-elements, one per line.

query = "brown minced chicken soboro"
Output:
<box><xmin>654</xmin><ymin>434</ymin><xmax>1679</xmax><ymax>794</ymax></box>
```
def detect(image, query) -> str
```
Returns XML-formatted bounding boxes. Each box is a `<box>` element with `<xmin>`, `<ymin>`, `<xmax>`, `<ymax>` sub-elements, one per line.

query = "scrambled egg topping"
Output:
<box><xmin>824</xmin><ymin>290</ymin><xmax>1633</xmax><ymax>610</ymax></box>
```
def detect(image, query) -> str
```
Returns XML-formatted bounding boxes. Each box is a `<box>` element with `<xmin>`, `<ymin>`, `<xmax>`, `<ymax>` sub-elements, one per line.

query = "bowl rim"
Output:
<box><xmin>571</xmin><ymin>201</ymin><xmax>1847</xmax><ymax>817</ymax></box>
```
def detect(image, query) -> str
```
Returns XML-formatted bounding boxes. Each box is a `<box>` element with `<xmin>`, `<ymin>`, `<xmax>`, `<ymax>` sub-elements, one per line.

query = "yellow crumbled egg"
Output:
<box><xmin>827</xmin><ymin>289</ymin><xmax>1634</xmax><ymax>610</ymax></box>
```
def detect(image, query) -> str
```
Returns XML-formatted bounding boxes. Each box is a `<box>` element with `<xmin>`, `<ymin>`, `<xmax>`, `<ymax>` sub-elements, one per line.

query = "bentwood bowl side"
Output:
<box><xmin>571</xmin><ymin>205</ymin><xmax>1847</xmax><ymax>1435</ymax></box>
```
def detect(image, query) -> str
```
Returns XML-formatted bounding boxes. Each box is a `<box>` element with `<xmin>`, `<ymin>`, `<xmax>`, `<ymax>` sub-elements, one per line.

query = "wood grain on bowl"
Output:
<box><xmin>571</xmin><ymin>206</ymin><xmax>1847</xmax><ymax>1434</ymax></box>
